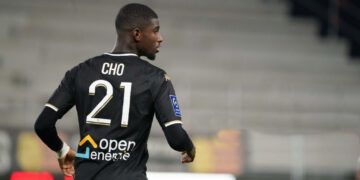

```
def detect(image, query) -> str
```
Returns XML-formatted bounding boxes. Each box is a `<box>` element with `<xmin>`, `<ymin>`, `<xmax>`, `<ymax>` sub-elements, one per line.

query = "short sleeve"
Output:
<box><xmin>154</xmin><ymin>73</ymin><xmax>182</xmax><ymax>127</ymax></box>
<box><xmin>46</xmin><ymin>69</ymin><xmax>76</xmax><ymax>118</ymax></box>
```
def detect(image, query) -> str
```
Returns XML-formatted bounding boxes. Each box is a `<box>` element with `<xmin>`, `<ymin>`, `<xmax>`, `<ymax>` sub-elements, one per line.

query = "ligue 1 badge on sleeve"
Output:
<box><xmin>169</xmin><ymin>95</ymin><xmax>181</xmax><ymax>117</ymax></box>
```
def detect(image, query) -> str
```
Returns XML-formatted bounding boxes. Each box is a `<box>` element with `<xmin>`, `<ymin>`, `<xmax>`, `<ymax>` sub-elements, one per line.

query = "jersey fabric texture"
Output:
<box><xmin>47</xmin><ymin>53</ymin><xmax>182</xmax><ymax>180</ymax></box>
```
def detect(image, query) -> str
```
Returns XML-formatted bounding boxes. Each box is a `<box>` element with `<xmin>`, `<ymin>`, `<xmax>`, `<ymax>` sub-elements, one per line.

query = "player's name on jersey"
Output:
<box><xmin>101</xmin><ymin>62</ymin><xmax>125</xmax><ymax>76</ymax></box>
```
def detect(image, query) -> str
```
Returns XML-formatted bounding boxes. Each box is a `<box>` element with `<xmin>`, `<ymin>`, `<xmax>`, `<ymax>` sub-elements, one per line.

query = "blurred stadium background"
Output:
<box><xmin>1</xmin><ymin>0</ymin><xmax>360</xmax><ymax>179</ymax></box>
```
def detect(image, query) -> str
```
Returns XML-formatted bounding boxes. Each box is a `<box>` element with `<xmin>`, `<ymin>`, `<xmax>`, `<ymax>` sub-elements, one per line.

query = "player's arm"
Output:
<box><xmin>34</xmin><ymin>106</ymin><xmax>76</xmax><ymax>176</ymax></box>
<box><xmin>153</xmin><ymin>72</ymin><xmax>196</xmax><ymax>163</ymax></box>
<box><xmin>34</xmin><ymin>106</ymin><xmax>67</xmax><ymax>153</ymax></box>
<box><xmin>162</xmin><ymin>122</ymin><xmax>196</xmax><ymax>163</ymax></box>
<box><xmin>34</xmin><ymin>68</ymin><xmax>77</xmax><ymax>176</ymax></box>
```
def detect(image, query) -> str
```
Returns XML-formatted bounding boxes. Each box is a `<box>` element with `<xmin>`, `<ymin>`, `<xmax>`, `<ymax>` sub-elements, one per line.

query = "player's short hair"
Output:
<box><xmin>115</xmin><ymin>3</ymin><xmax>158</xmax><ymax>31</ymax></box>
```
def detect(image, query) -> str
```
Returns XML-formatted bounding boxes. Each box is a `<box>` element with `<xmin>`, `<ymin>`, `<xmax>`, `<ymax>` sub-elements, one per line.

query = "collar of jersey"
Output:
<box><xmin>104</xmin><ymin>52</ymin><xmax>138</xmax><ymax>57</ymax></box>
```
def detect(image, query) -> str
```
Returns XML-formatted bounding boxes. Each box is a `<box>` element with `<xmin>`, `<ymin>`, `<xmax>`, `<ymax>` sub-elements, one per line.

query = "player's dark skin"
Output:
<box><xmin>58</xmin><ymin>18</ymin><xmax>194</xmax><ymax>177</ymax></box>
<box><xmin>112</xmin><ymin>18</ymin><xmax>162</xmax><ymax>60</ymax></box>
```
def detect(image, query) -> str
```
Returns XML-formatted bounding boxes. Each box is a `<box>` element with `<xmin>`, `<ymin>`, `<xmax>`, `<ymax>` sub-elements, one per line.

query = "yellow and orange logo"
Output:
<box><xmin>76</xmin><ymin>135</ymin><xmax>97</xmax><ymax>159</ymax></box>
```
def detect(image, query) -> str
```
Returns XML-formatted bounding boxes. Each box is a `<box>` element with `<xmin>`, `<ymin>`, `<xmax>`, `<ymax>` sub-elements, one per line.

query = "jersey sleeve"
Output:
<box><xmin>46</xmin><ymin>68</ymin><xmax>76</xmax><ymax>118</ymax></box>
<box><xmin>153</xmin><ymin>72</ymin><xmax>183</xmax><ymax>127</ymax></box>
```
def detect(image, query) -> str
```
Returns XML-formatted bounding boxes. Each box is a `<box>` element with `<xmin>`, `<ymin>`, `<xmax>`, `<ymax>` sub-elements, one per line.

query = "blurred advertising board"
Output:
<box><xmin>0</xmin><ymin>129</ymin><xmax>242</xmax><ymax>179</ymax></box>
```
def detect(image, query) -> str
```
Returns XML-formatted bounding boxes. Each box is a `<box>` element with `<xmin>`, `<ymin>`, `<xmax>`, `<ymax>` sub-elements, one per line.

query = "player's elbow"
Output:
<box><xmin>34</xmin><ymin>108</ymin><xmax>57</xmax><ymax>136</ymax></box>
<box><xmin>34</xmin><ymin>119</ymin><xmax>48</xmax><ymax>135</ymax></box>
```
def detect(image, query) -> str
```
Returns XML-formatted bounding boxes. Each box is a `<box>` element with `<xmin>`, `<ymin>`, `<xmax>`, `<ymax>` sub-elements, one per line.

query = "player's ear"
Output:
<box><xmin>132</xmin><ymin>28</ymin><xmax>142</xmax><ymax>42</ymax></box>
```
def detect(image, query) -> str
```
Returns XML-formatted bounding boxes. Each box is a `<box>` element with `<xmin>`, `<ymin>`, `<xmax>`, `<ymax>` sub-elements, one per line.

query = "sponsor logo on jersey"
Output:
<box><xmin>76</xmin><ymin>135</ymin><xmax>97</xmax><ymax>159</ymax></box>
<box><xmin>169</xmin><ymin>95</ymin><xmax>181</xmax><ymax>117</ymax></box>
<box><xmin>76</xmin><ymin>134</ymin><xmax>136</xmax><ymax>162</ymax></box>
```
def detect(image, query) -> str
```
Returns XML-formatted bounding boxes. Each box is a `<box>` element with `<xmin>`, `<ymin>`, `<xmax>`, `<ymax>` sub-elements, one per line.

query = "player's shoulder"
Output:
<box><xmin>70</xmin><ymin>54</ymin><xmax>105</xmax><ymax>71</ymax></box>
<box><xmin>62</xmin><ymin>55</ymin><xmax>100</xmax><ymax>79</ymax></box>
<box><xmin>137</xmin><ymin>58</ymin><xmax>166</xmax><ymax>77</ymax></box>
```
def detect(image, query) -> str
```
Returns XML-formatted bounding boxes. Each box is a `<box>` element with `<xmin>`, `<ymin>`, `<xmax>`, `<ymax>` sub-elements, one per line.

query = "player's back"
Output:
<box><xmin>69</xmin><ymin>53</ymin><xmax>164</xmax><ymax>180</ymax></box>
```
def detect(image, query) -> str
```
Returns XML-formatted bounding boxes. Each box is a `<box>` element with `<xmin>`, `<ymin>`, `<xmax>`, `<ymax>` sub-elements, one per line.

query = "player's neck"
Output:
<box><xmin>111</xmin><ymin>36</ymin><xmax>139</xmax><ymax>55</ymax></box>
<box><xmin>111</xmin><ymin>46</ymin><xmax>138</xmax><ymax>55</ymax></box>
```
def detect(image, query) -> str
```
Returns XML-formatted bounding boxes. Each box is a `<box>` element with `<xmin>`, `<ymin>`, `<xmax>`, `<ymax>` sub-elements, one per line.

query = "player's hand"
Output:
<box><xmin>181</xmin><ymin>146</ymin><xmax>196</xmax><ymax>163</ymax></box>
<box><xmin>58</xmin><ymin>148</ymin><xmax>76</xmax><ymax>177</ymax></box>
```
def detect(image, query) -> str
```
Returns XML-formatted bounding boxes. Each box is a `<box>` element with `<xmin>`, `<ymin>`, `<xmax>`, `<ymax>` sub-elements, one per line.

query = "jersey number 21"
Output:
<box><xmin>86</xmin><ymin>79</ymin><xmax>131</xmax><ymax>127</ymax></box>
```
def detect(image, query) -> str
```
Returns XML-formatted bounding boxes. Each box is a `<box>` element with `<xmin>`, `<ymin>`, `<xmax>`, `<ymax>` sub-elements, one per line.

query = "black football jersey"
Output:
<box><xmin>45</xmin><ymin>53</ymin><xmax>183</xmax><ymax>180</ymax></box>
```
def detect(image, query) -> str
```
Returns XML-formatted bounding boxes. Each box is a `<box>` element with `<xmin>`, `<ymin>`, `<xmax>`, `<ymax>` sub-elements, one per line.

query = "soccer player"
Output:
<box><xmin>34</xmin><ymin>3</ymin><xmax>195</xmax><ymax>179</ymax></box>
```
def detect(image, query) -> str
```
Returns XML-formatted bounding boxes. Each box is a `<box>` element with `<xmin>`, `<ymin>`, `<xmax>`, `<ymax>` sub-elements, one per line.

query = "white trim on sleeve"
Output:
<box><xmin>45</xmin><ymin>103</ymin><xmax>59</xmax><ymax>112</ymax></box>
<box><xmin>164</xmin><ymin>120</ymin><xmax>183</xmax><ymax>127</ymax></box>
